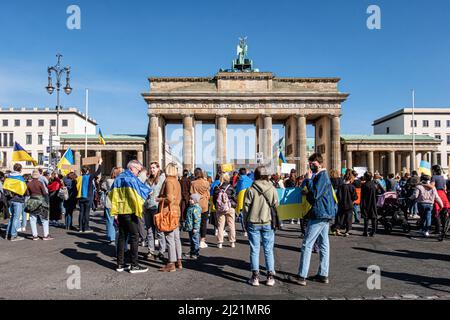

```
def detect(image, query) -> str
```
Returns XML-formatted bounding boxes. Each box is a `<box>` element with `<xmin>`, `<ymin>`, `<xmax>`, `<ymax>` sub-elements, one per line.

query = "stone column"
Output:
<box><xmin>116</xmin><ymin>151</ymin><xmax>122</xmax><ymax>168</ymax></box>
<box><xmin>148</xmin><ymin>114</ymin><xmax>160</xmax><ymax>166</ymax></box>
<box><xmin>331</xmin><ymin>116</ymin><xmax>341</xmax><ymax>173</ymax></box>
<box><xmin>183</xmin><ymin>114</ymin><xmax>194</xmax><ymax>172</ymax></box>
<box><xmin>388</xmin><ymin>150</ymin><xmax>396</xmax><ymax>175</ymax></box>
<box><xmin>296</xmin><ymin>115</ymin><xmax>307</xmax><ymax>174</ymax></box>
<box><xmin>137</xmin><ymin>151</ymin><xmax>144</xmax><ymax>164</ymax></box>
<box><xmin>367</xmin><ymin>151</ymin><xmax>374</xmax><ymax>173</ymax></box>
<box><xmin>95</xmin><ymin>151</ymin><xmax>102</xmax><ymax>171</ymax></box>
<box><xmin>405</xmin><ymin>153</ymin><xmax>411</xmax><ymax>173</ymax></box>
<box><xmin>74</xmin><ymin>150</ymin><xmax>81</xmax><ymax>173</ymax></box>
<box><xmin>216</xmin><ymin>115</ymin><xmax>227</xmax><ymax>166</ymax></box>
<box><xmin>346</xmin><ymin>150</ymin><xmax>353</xmax><ymax>169</ymax></box>
<box><xmin>432</xmin><ymin>151</ymin><xmax>439</xmax><ymax>165</ymax></box>
<box><xmin>263</xmin><ymin>115</ymin><xmax>273</xmax><ymax>167</ymax></box>
<box><xmin>397</xmin><ymin>153</ymin><xmax>402</xmax><ymax>175</ymax></box>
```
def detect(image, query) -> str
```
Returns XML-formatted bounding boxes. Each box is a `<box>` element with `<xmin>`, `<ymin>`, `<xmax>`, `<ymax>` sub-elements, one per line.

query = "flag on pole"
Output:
<box><xmin>12</xmin><ymin>142</ymin><xmax>37</xmax><ymax>166</ymax></box>
<box><xmin>419</xmin><ymin>160</ymin><xmax>431</xmax><ymax>176</ymax></box>
<box><xmin>98</xmin><ymin>128</ymin><xmax>106</xmax><ymax>145</ymax></box>
<box><xmin>57</xmin><ymin>147</ymin><xmax>75</xmax><ymax>175</ymax></box>
<box><xmin>278</xmin><ymin>151</ymin><xmax>287</xmax><ymax>166</ymax></box>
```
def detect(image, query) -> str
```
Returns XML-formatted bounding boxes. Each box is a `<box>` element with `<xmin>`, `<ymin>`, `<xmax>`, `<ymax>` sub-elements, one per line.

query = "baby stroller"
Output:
<box><xmin>377</xmin><ymin>192</ymin><xmax>411</xmax><ymax>234</ymax></box>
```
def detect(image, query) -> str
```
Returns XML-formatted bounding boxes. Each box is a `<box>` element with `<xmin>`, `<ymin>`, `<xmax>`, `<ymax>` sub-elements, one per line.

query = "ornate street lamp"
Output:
<box><xmin>46</xmin><ymin>53</ymin><xmax>72</xmax><ymax>136</ymax></box>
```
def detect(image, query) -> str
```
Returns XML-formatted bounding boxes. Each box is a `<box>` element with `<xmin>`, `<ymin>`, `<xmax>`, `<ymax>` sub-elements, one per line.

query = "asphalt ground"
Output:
<box><xmin>1</xmin><ymin>211</ymin><xmax>450</xmax><ymax>300</ymax></box>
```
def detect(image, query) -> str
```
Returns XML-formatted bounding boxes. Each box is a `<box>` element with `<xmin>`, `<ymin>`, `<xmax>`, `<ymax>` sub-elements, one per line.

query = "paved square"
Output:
<box><xmin>1</xmin><ymin>212</ymin><xmax>450</xmax><ymax>300</ymax></box>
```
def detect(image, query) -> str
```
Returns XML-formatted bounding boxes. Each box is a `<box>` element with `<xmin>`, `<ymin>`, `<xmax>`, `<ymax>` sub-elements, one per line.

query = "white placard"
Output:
<box><xmin>353</xmin><ymin>167</ymin><xmax>368</xmax><ymax>178</ymax></box>
<box><xmin>281</xmin><ymin>163</ymin><xmax>296</xmax><ymax>174</ymax></box>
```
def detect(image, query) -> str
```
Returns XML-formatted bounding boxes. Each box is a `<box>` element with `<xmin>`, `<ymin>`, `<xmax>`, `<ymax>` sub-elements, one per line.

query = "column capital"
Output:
<box><xmin>149</xmin><ymin>113</ymin><xmax>160</xmax><ymax>119</ymax></box>
<box><xmin>215</xmin><ymin>114</ymin><xmax>228</xmax><ymax>120</ymax></box>
<box><xmin>262</xmin><ymin>114</ymin><xmax>273</xmax><ymax>118</ymax></box>
<box><xmin>295</xmin><ymin>114</ymin><xmax>306</xmax><ymax>119</ymax></box>
<box><xmin>182</xmin><ymin>113</ymin><xmax>194</xmax><ymax>119</ymax></box>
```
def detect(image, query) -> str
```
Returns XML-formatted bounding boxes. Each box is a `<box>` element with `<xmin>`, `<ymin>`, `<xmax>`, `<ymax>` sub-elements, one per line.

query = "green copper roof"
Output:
<box><xmin>61</xmin><ymin>134</ymin><xmax>146</xmax><ymax>141</ymax></box>
<box><xmin>341</xmin><ymin>134</ymin><xmax>440</xmax><ymax>141</ymax></box>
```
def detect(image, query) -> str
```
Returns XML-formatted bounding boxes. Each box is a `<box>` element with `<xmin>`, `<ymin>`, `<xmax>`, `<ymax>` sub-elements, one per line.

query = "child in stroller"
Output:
<box><xmin>377</xmin><ymin>191</ymin><xmax>411</xmax><ymax>233</ymax></box>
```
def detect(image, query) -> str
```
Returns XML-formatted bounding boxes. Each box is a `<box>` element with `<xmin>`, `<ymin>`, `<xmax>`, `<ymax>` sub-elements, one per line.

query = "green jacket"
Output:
<box><xmin>242</xmin><ymin>180</ymin><xmax>278</xmax><ymax>225</ymax></box>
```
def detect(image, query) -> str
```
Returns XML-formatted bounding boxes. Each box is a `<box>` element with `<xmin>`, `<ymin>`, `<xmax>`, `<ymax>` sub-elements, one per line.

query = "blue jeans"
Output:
<box><xmin>353</xmin><ymin>205</ymin><xmax>360</xmax><ymax>222</ymax></box>
<box><xmin>7</xmin><ymin>202</ymin><xmax>23</xmax><ymax>238</ymax></box>
<box><xmin>189</xmin><ymin>230</ymin><xmax>200</xmax><ymax>256</ymax></box>
<box><xmin>18</xmin><ymin>204</ymin><xmax>27</xmax><ymax>230</ymax></box>
<box><xmin>30</xmin><ymin>215</ymin><xmax>49</xmax><ymax>237</ymax></box>
<box><xmin>298</xmin><ymin>219</ymin><xmax>330</xmax><ymax>278</ymax></box>
<box><xmin>247</xmin><ymin>223</ymin><xmax>275</xmax><ymax>273</ymax></box>
<box><xmin>104</xmin><ymin>208</ymin><xmax>116</xmax><ymax>242</ymax></box>
<box><xmin>418</xmin><ymin>203</ymin><xmax>433</xmax><ymax>232</ymax></box>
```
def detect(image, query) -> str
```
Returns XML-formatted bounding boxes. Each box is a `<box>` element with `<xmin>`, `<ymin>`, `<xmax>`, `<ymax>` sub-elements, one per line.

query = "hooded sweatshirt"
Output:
<box><xmin>242</xmin><ymin>180</ymin><xmax>278</xmax><ymax>225</ymax></box>
<box><xmin>411</xmin><ymin>183</ymin><xmax>443</xmax><ymax>208</ymax></box>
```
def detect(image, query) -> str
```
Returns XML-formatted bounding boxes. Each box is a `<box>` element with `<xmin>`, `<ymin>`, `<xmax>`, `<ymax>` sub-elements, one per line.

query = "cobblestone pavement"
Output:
<box><xmin>1</xmin><ymin>211</ymin><xmax>450</xmax><ymax>300</ymax></box>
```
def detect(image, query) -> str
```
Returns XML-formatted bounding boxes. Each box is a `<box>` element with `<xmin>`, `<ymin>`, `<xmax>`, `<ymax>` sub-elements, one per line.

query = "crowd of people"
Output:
<box><xmin>1</xmin><ymin>153</ymin><xmax>449</xmax><ymax>286</ymax></box>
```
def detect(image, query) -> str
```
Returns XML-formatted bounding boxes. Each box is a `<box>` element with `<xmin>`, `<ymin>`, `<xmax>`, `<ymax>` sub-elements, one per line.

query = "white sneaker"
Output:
<box><xmin>413</xmin><ymin>214</ymin><xmax>421</xmax><ymax>219</ymax></box>
<box><xmin>230</xmin><ymin>242</ymin><xmax>235</xmax><ymax>248</ymax></box>
<box><xmin>199</xmin><ymin>241</ymin><xmax>208</xmax><ymax>249</ymax></box>
<box><xmin>424</xmin><ymin>231</ymin><xmax>430</xmax><ymax>237</ymax></box>
<box><xmin>215</xmin><ymin>229</ymin><xmax>218</xmax><ymax>236</ymax></box>
<box><xmin>244</xmin><ymin>232</ymin><xmax>248</xmax><ymax>237</ymax></box>
<box><xmin>224</xmin><ymin>231</ymin><xmax>229</xmax><ymax>237</ymax></box>
<box><xmin>217</xmin><ymin>243</ymin><xmax>222</xmax><ymax>249</ymax></box>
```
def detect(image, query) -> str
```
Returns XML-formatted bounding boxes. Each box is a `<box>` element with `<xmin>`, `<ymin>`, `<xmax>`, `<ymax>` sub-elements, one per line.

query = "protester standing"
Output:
<box><xmin>242</xmin><ymin>166</ymin><xmax>278</xmax><ymax>287</ymax></box>
<box><xmin>77</xmin><ymin>159</ymin><xmax>103</xmax><ymax>233</ymax></box>
<box><xmin>183</xmin><ymin>194</ymin><xmax>202</xmax><ymax>259</ymax></box>
<box><xmin>110</xmin><ymin>160</ymin><xmax>151</xmax><ymax>273</ymax></box>
<box><xmin>190</xmin><ymin>168</ymin><xmax>210</xmax><ymax>249</ymax></box>
<box><xmin>4</xmin><ymin>164</ymin><xmax>26</xmax><ymax>241</ymax></box>
<box><xmin>289</xmin><ymin>153</ymin><xmax>336</xmax><ymax>286</ymax></box>
<box><xmin>213</xmin><ymin>173</ymin><xmax>237</xmax><ymax>249</ymax></box>
<box><xmin>361</xmin><ymin>172</ymin><xmax>378</xmax><ymax>237</ymax></box>
<box><xmin>158</xmin><ymin>163</ymin><xmax>182</xmax><ymax>272</ymax></box>
<box><xmin>335</xmin><ymin>170</ymin><xmax>357</xmax><ymax>236</ymax></box>
<box><xmin>144</xmin><ymin>162</ymin><xmax>166</xmax><ymax>261</ymax></box>
<box><xmin>63</xmin><ymin>172</ymin><xmax>78</xmax><ymax>230</ymax></box>
<box><xmin>26</xmin><ymin>169</ymin><xmax>52</xmax><ymax>240</ymax></box>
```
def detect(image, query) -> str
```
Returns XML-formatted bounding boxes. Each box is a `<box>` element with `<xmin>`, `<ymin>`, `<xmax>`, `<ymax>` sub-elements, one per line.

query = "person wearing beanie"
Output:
<box><xmin>183</xmin><ymin>193</ymin><xmax>202</xmax><ymax>259</ymax></box>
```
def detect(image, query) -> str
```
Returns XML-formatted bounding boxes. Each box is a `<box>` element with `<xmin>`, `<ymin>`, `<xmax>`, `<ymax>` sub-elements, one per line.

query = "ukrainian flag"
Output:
<box><xmin>98</xmin><ymin>129</ymin><xmax>106</xmax><ymax>145</ymax></box>
<box><xmin>235</xmin><ymin>174</ymin><xmax>253</xmax><ymax>214</ymax></box>
<box><xmin>108</xmin><ymin>170</ymin><xmax>152</xmax><ymax>218</ymax></box>
<box><xmin>276</xmin><ymin>187</ymin><xmax>307</xmax><ymax>220</ymax></box>
<box><xmin>278</xmin><ymin>151</ymin><xmax>287</xmax><ymax>166</ymax></box>
<box><xmin>3</xmin><ymin>175</ymin><xmax>27</xmax><ymax>196</ymax></box>
<box><xmin>419</xmin><ymin>160</ymin><xmax>431</xmax><ymax>176</ymax></box>
<box><xmin>12</xmin><ymin>142</ymin><xmax>37</xmax><ymax>166</ymax></box>
<box><xmin>57</xmin><ymin>147</ymin><xmax>74</xmax><ymax>175</ymax></box>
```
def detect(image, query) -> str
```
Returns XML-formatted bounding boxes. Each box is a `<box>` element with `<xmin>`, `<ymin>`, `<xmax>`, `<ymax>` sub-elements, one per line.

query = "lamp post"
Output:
<box><xmin>46</xmin><ymin>53</ymin><xmax>72</xmax><ymax>137</ymax></box>
<box><xmin>46</xmin><ymin>54</ymin><xmax>72</xmax><ymax>169</ymax></box>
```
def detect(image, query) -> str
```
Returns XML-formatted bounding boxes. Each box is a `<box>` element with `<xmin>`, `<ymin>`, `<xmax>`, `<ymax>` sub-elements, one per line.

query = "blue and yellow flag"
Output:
<box><xmin>3</xmin><ymin>175</ymin><xmax>27</xmax><ymax>196</ymax></box>
<box><xmin>12</xmin><ymin>142</ymin><xmax>37</xmax><ymax>166</ymax></box>
<box><xmin>419</xmin><ymin>160</ymin><xmax>431</xmax><ymax>176</ymax></box>
<box><xmin>276</xmin><ymin>187</ymin><xmax>309</xmax><ymax>220</ymax></box>
<box><xmin>108</xmin><ymin>170</ymin><xmax>152</xmax><ymax>218</ymax></box>
<box><xmin>98</xmin><ymin>129</ymin><xmax>106</xmax><ymax>145</ymax></box>
<box><xmin>235</xmin><ymin>174</ymin><xmax>254</xmax><ymax>214</ymax></box>
<box><xmin>57</xmin><ymin>147</ymin><xmax>75</xmax><ymax>175</ymax></box>
<box><xmin>278</xmin><ymin>151</ymin><xmax>287</xmax><ymax>166</ymax></box>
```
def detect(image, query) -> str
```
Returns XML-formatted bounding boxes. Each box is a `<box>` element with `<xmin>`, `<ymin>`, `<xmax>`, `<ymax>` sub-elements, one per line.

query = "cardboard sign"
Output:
<box><xmin>221</xmin><ymin>164</ymin><xmax>234</xmax><ymax>173</ymax></box>
<box><xmin>281</xmin><ymin>163</ymin><xmax>296</xmax><ymax>174</ymax></box>
<box><xmin>60</xmin><ymin>164</ymin><xmax>76</xmax><ymax>171</ymax></box>
<box><xmin>82</xmin><ymin>156</ymin><xmax>100</xmax><ymax>166</ymax></box>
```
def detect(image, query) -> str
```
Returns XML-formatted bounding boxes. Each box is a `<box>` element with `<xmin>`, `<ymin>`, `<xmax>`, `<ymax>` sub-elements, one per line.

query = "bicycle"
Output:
<box><xmin>438</xmin><ymin>208</ymin><xmax>450</xmax><ymax>242</ymax></box>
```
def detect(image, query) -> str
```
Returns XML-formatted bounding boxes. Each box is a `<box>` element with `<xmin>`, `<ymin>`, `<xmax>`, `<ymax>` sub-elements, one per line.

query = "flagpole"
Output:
<box><xmin>85</xmin><ymin>89</ymin><xmax>88</xmax><ymax>158</ymax></box>
<box><xmin>412</xmin><ymin>89</ymin><xmax>416</xmax><ymax>171</ymax></box>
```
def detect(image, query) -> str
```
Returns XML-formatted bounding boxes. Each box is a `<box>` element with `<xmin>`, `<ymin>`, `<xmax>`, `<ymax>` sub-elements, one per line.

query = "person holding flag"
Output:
<box><xmin>3</xmin><ymin>163</ymin><xmax>27</xmax><ymax>241</ymax></box>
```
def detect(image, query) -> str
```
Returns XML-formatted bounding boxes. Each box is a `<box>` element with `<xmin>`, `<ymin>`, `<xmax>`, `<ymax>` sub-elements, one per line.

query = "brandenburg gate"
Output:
<box><xmin>142</xmin><ymin>40</ymin><xmax>349</xmax><ymax>174</ymax></box>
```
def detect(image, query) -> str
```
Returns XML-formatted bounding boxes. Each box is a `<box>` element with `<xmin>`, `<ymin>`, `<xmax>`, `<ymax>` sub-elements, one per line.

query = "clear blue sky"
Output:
<box><xmin>1</xmin><ymin>0</ymin><xmax>449</xmax><ymax>138</ymax></box>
